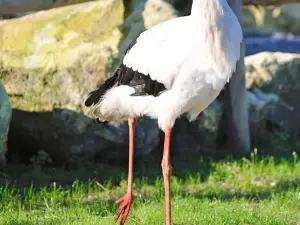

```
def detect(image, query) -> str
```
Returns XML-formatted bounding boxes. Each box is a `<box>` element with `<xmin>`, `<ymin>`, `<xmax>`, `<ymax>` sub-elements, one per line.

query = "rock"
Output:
<box><xmin>170</xmin><ymin>100</ymin><xmax>221</xmax><ymax>158</ymax></box>
<box><xmin>163</xmin><ymin>0</ymin><xmax>192</xmax><ymax>16</ymax></box>
<box><xmin>245</xmin><ymin>52</ymin><xmax>300</xmax><ymax>134</ymax></box>
<box><xmin>143</xmin><ymin>0</ymin><xmax>177</xmax><ymax>29</ymax></box>
<box><xmin>242</xmin><ymin>4</ymin><xmax>300</xmax><ymax>34</ymax></box>
<box><xmin>247</xmin><ymin>88</ymin><xmax>279</xmax><ymax>132</ymax></box>
<box><xmin>0</xmin><ymin>13</ymin><xmax>30</xmax><ymax>20</ymax></box>
<box><xmin>1</xmin><ymin>0</ymin><xmax>178</xmax><ymax>164</ymax></box>
<box><xmin>0</xmin><ymin>0</ymin><xmax>124</xmax><ymax>112</ymax></box>
<box><xmin>245</xmin><ymin>52</ymin><xmax>300</xmax><ymax>94</ymax></box>
<box><xmin>1</xmin><ymin>0</ymin><xmax>125</xmax><ymax>164</ymax></box>
<box><xmin>0</xmin><ymin>80</ymin><xmax>11</xmax><ymax>167</ymax></box>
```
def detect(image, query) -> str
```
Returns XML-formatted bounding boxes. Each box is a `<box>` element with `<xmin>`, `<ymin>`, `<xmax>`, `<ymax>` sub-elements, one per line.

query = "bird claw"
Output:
<box><xmin>115</xmin><ymin>192</ymin><xmax>133</xmax><ymax>225</ymax></box>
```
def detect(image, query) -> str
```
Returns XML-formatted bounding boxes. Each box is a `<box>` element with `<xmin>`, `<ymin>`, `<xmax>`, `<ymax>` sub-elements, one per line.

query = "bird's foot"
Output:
<box><xmin>115</xmin><ymin>192</ymin><xmax>133</xmax><ymax>225</ymax></box>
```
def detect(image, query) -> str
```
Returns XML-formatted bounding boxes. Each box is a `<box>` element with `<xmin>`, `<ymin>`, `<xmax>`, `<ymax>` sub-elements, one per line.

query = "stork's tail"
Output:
<box><xmin>86</xmin><ymin>79</ymin><xmax>182</xmax><ymax>130</ymax></box>
<box><xmin>84</xmin><ymin>74</ymin><xmax>118</xmax><ymax>107</ymax></box>
<box><xmin>92</xmin><ymin>85</ymin><xmax>183</xmax><ymax>131</ymax></box>
<box><xmin>91</xmin><ymin>85</ymin><xmax>155</xmax><ymax>123</ymax></box>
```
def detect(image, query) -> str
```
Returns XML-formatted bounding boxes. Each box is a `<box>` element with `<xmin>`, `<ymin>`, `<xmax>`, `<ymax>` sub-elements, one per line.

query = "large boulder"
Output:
<box><xmin>245</xmin><ymin>52</ymin><xmax>300</xmax><ymax>134</ymax></box>
<box><xmin>0</xmin><ymin>0</ymin><xmax>124</xmax><ymax>112</ymax></box>
<box><xmin>0</xmin><ymin>80</ymin><xmax>11</xmax><ymax>167</ymax></box>
<box><xmin>0</xmin><ymin>0</ymin><xmax>125</xmax><ymax>164</ymax></box>
<box><xmin>163</xmin><ymin>0</ymin><xmax>192</xmax><ymax>16</ymax></box>
<box><xmin>1</xmin><ymin>0</ymin><xmax>178</xmax><ymax>164</ymax></box>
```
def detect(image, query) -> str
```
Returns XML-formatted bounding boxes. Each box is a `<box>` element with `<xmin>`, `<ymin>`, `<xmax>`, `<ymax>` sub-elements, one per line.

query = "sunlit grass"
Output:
<box><xmin>0</xmin><ymin>153</ymin><xmax>299</xmax><ymax>225</ymax></box>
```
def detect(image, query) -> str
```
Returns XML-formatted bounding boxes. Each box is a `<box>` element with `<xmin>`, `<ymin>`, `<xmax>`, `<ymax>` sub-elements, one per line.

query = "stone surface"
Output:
<box><xmin>1</xmin><ymin>0</ymin><xmax>124</xmax><ymax>163</ymax></box>
<box><xmin>0</xmin><ymin>0</ymin><xmax>124</xmax><ymax>112</ymax></box>
<box><xmin>0</xmin><ymin>80</ymin><xmax>11</xmax><ymax>167</ymax></box>
<box><xmin>169</xmin><ymin>100</ymin><xmax>222</xmax><ymax>158</ymax></box>
<box><xmin>143</xmin><ymin>0</ymin><xmax>177</xmax><ymax>28</ymax></box>
<box><xmin>245</xmin><ymin>52</ymin><xmax>300</xmax><ymax>134</ymax></box>
<box><xmin>0</xmin><ymin>13</ymin><xmax>29</xmax><ymax>20</ymax></box>
<box><xmin>163</xmin><ymin>0</ymin><xmax>192</xmax><ymax>16</ymax></box>
<box><xmin>245</xmin><ymin>52</ymin><xmax>300</xmax><ymax>93</ymax></box>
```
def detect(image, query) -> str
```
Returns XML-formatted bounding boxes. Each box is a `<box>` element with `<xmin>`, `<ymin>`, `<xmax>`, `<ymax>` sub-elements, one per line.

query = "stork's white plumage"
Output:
<box><xmin>85</xmin><ymin>0</ymin><xmax>243</xmax><ymax>224</ymax></box>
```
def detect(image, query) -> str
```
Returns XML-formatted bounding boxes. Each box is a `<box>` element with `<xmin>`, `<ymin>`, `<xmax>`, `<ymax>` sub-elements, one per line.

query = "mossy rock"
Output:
<box><xmin>0</xmin><ymin>0</ymin><xmax>124</xmax><ymax>113</ymax></box>
<box><xmin>0</xmin><ymin>0</ymin><xmax>127</xmax><ymax>163</ymax></box>
<box><xmin>245</xmin><ymin>52</ymin><xmax>300</xmax><ymax>134</ymax></box>
<box><xmin>0</xmin><ymin>80</ymin><xmax>11</xmax><ymax>168</ymax></box>
<box><xmin>245</xmin><ymin>52</ymin><xmax>300</xmax><ymax>94</ymax></box>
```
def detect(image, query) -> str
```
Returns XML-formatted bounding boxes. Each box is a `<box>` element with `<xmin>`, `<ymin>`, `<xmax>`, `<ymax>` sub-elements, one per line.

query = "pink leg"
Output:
<box><xmin>161</xmin><ymin>128</ymin><xmax>172</xmax><ymax>225</ymax></box>
<box><xmin>115</xmin><ymin>118</ymin><xmax>137</xmax><ymax>225</ymax></box>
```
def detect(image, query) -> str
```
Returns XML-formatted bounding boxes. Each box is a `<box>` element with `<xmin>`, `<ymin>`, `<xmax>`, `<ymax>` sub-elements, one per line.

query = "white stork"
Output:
<box><xmin>85</xmin><ymin>0</ymin><xmax>243</xmax><ymax>224</ymax></box>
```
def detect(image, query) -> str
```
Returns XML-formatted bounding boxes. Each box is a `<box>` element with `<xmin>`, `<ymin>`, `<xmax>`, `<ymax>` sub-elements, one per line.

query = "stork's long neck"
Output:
<box><xmin>191</xmin><ymin>0</ymin><xmax>229</xmax><ymax>22</ymax></box>
<box><xmin>190</xmin><ymin>0</ymin><xmax>229</xmax><ymax>41</ymax></box>
<box><xmin>190</xmin><ymin>0</ymin><xmax>242</xmax><ymax>79</ymax></box>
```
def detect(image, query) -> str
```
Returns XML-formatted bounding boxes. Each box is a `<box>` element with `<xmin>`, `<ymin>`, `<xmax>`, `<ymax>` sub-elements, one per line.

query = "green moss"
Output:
<box><xmin>0</xmin><ymin>8</ymin><xmax>74</xmax><ymax>55</ymax></box>
<box><xmin>0</xmin><ymin>0</ymin><xmax>125</xmax><ymax>112</ymax></box>
<box><xmin>0</xmin><ymin>0</ymin><xmax>124</xmax><ymax>62</ymax></box>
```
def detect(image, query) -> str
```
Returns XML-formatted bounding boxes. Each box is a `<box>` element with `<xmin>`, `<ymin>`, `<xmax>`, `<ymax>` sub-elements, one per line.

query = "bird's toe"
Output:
<box><xmin>115</xmin><ymin>193</ymin><xmax>133</xmax><ymax>225</ymax></box>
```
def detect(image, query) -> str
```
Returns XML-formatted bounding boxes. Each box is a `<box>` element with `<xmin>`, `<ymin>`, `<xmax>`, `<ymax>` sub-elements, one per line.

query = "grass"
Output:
<box><xmin>0</xmin><ymin>152</ymin><xmax>299</xmax><ymax>225</ymax></box>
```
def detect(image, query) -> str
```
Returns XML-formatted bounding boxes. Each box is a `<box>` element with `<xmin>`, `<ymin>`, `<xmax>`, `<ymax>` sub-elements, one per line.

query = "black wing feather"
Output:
<box><xmin>84</xmin><ymin>34</ymin><xmax>166</xmax><ymax>108</ymax></box>
<box><xmin>84</xmin><ymin>74</ymin><xmax>118</xmax><ymax>107</ymax></box>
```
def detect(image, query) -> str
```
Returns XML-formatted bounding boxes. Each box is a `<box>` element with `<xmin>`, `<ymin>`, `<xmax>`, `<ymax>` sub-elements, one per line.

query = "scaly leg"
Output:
<box><xmin>115</xmin><ymin>118</ymin><xmax>137</xmax><ymax>225</ymax></box>
<box><xmin>161</xmin><ymin>128</ymin><xmax>172</xmax><ymax>225</ymax></box>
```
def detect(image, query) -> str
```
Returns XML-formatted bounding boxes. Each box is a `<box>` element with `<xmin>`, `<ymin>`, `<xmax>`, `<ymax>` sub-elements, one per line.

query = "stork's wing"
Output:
<box><xmin>123</xmin><ymin>16</ymin><xmax>194</xmax><ymax>89</ymax></box>
<box><xmin>123</xmin><ymin>11</ymin><xmax>243</xmax><ymax>90</ymax></box>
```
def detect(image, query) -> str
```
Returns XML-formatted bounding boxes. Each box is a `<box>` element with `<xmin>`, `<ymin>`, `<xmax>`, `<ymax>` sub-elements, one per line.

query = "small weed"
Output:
<box><xmin>29</xmin><ymin>150</ymin><xmax>52</xmax><ymax>168</ymax></box>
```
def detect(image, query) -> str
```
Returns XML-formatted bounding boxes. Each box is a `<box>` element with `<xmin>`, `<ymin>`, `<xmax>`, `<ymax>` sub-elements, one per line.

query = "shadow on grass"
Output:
<box><xmin>81</xmin><ymin>176</ymin><xmax>300</xmax><ymax>211</ymax></box>
<box><xmin>192</xmin><ymin>178</ymin><xmax>300</xmax><ymax>201</ymax></box>
<box><xmin>3</xmin><ymin>219</ymin><xmax>62</xmax><ymax>225</ymax></box>
<box><xmin>2</xmin><ymin>152</ymin><xmax>299</xmax><ymax>190</ymax></box>
<box><xmin>4</xmin><ymin>222</ymin><xmax>35</xmax><ymax>225</ymax></box>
